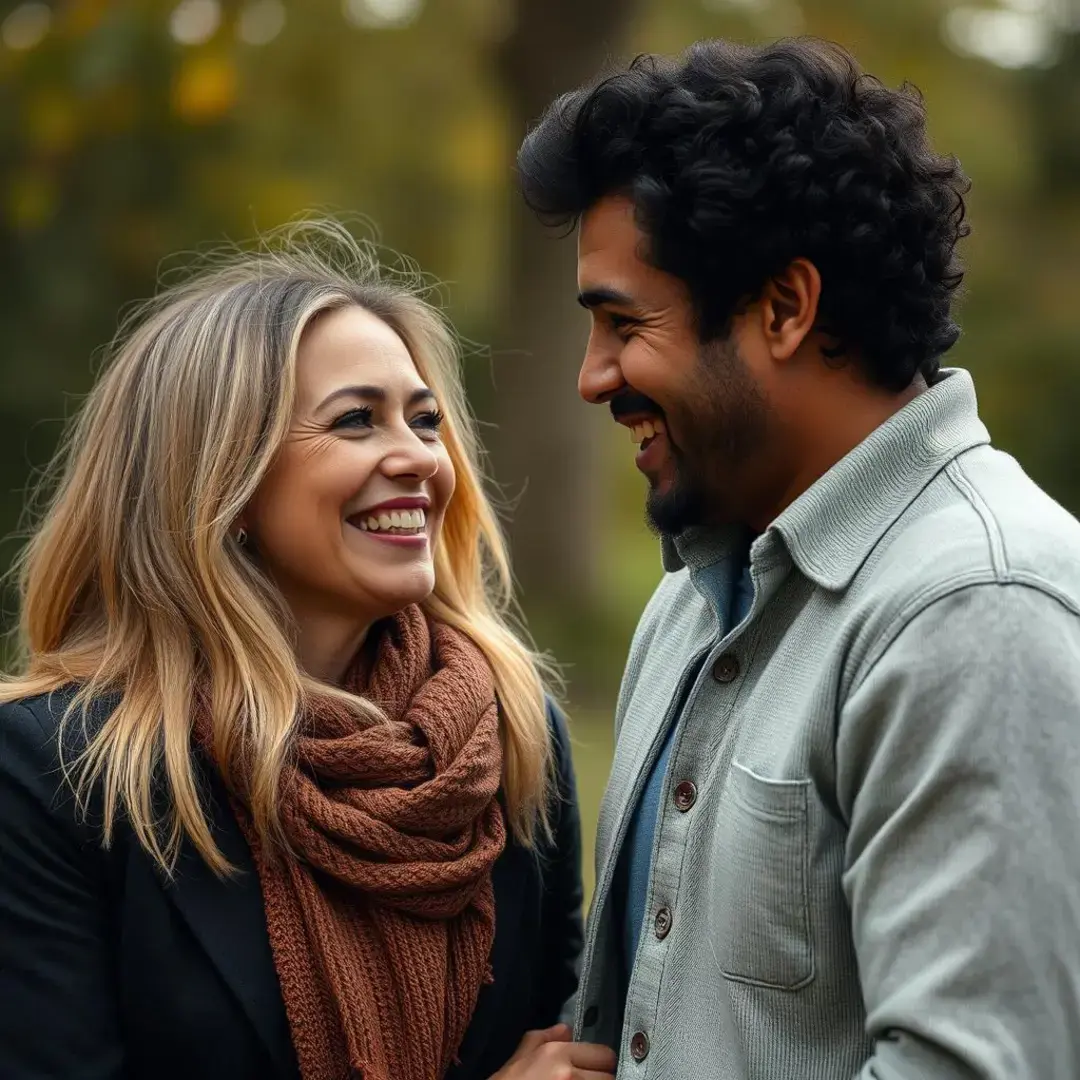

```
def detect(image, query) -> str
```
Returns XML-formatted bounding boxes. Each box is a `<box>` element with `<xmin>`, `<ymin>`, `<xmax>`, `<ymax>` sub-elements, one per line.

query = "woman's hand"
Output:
<box><xmin>490</xmin><ymin>1023</ymin><xmax>617</xmax><ymax>1079</ymax></box>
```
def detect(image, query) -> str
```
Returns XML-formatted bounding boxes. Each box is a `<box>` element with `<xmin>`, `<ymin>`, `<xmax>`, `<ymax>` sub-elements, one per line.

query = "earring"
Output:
<box><xmin>236</xmin><ymin>527</ymin><xmax>248</xmax><ymax>547</ymax></box>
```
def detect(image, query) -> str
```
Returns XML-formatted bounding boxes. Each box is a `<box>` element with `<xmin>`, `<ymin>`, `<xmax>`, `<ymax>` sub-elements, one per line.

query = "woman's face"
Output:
<box><xmin>243</xmin><ymin>304</ymin><xmax>455</xmax><ymax>659</ymax></box>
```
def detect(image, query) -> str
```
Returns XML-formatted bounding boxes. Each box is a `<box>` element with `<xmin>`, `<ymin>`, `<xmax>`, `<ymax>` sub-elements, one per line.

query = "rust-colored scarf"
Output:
<box><xmin>217</xmin><ymin>607</ymin><xmax>506</xmax><ymax>1080</ymax></box>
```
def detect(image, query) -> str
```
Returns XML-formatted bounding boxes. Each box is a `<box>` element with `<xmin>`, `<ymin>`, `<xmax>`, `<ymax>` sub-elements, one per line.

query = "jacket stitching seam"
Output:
<box><xmin>944</xmin><ymin>459</ymin><xmax>1011</xmax><ymax>581</ymax></box>
<box><xmin>852</xmin><ymin>575</ymin><xmax>1078</xmax><ymax>698</ymax></box>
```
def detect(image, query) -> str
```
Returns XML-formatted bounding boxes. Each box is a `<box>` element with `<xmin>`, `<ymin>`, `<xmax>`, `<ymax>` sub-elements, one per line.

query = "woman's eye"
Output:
<box><xmin>332</xmin><ymin>407</ymin><xmax>373</xmax><ymax>430</ymax></box>
<box><xmin>411</xmin><ymin>409</ymin><xmax>444</xmax><ymax>438</ymax></box>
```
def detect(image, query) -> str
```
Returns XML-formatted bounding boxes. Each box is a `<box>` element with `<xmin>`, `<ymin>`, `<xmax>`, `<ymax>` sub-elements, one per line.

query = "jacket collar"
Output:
<box><xmin>661</xmin><ymin>368</ymin><xmax>991</xmax><ymax>592</ymax></box>
<box><xmin>165</xmin><ymin>760</ymin><xmax>297</xmax><ymax>1078</ymax></box>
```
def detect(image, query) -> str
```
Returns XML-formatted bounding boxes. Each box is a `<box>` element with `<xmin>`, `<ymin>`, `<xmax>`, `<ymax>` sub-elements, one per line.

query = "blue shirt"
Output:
<box><xmin>617</xmin><ymin>552</ymin><xmax>755</xmax><ymax>978</ymax></box>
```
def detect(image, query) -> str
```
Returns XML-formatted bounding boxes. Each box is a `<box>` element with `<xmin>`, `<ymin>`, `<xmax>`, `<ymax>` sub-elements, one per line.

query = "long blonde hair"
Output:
<box><xmin>1</xmin><ymin>219</ymin><xmax>554</xmax><ymax>873</ymax></box>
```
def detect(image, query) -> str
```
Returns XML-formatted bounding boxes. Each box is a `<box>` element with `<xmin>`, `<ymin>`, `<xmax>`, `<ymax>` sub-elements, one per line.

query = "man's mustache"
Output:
<box><xmin>610</xmin><ymin>389</ymin><xmax>664</xmax><ymax>422</ymax></box>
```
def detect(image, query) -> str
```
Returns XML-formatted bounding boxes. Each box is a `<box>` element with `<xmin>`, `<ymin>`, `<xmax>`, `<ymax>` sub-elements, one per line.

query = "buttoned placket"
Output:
<box><xmin>574</xmin><ymin>641</ymin><xmax>713</xmax><ymax>1047</ymax></box>
<box><xmin>618</xmin><ymin>544</ymin><xmax>792</xmax><ymax>1073</ymax></box>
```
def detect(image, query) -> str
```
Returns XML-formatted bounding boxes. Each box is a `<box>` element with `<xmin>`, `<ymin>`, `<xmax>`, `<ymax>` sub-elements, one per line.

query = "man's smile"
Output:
<box><xmin>628</xmin><ymin>417</ymin><xmax>666</xmax><ymax>447</ymax></box>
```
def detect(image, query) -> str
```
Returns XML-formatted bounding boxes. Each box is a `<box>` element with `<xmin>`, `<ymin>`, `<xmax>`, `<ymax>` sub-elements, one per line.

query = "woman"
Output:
<box><xmin>0</xmin><ymin>222</ymin><xmax>616</xmax><ymax>1080</ymax></box>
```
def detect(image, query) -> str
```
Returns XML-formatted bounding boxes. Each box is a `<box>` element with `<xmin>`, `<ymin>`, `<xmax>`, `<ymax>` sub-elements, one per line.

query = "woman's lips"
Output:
<box><xmin>345</xmin><ymin>517</ymin><xmax>429</xmax><ymax>548</ymax></box>
<box><xmin>358</xmin><ymin>530</ymin><xmax>428</xmax><ymax>548</ymax></box>
<box><xmin>345</xmin><ymin>506</ymin><xmax>429</xmax><ymax>548</ymax></box>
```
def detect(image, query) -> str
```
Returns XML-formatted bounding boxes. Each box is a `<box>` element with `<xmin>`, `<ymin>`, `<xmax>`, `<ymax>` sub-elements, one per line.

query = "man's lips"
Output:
<box><xmin>635</xmin><ymin>430</ymin><xmax>667</xmax><ymax>476</ymax></box>
<box><xmin>610</xmin><ymin>388</ymin><xmax>662</xmax><ymax>423</ymax></box>
<box><xmin>610</xmin><ymin>390</ymin><xmax>667</xmax><ymax>447</ymax></box>
<box><xmin>627</xmin><ymin>416</ymin><xmax>666</xmax><ymax>445</ymax></box>
<box><xmin>607</xmin><ymin>390</ymin><xmax>671</xmax><ymax>478</ymax></box>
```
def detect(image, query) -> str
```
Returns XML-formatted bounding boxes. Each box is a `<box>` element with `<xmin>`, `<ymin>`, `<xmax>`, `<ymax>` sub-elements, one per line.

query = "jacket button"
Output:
<box><xmin>673</xmin><ymin>780</ymin><xmax>697</xmax><ymax>812</ymax></box>
<box><xmin>654</xmin><ymin>907</ymin><xmax>672</xmax><ymax>939</ymax></box>
<box><xmin>630</xmin><ymin>1031</ymin><xmax>650</xmax><ymax>1062</ymax></box>
<box><xmin>712</xmin><ymin>653</ymin><xmax>740</xmax><ymax>683</ymax></box>
<box><xmin>582</xmin><ymin>1005</ymin><xmax>599</xmax><ymax>1027</ymax></box>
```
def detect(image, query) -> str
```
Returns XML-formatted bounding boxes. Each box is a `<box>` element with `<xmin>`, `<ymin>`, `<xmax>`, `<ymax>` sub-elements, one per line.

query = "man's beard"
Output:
<box><xmin>645</xmin><ymin>335</ymin><xmax>768</xmax><ymax>537</ymax></box>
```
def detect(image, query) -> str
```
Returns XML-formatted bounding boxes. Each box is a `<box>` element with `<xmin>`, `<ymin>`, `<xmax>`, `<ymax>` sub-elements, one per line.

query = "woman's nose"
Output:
<box><xmin>381</xmin><ymin>428</ymin><xmax>441</xmax><ymax>481</ymax></box>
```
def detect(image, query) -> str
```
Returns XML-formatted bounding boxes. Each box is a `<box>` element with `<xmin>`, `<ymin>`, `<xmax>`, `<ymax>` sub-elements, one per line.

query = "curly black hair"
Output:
<box><xmin>516</xmin><ymin>38</ymin><xmax>971</xmax><ymax>392</ymax></box>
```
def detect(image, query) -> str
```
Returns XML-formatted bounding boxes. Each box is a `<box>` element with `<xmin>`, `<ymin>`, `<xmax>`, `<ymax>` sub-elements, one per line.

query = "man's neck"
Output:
<box><xmin>752</xmin><ymin>372</ymin><xmax>928</xmax><ymax>533</ymax></box>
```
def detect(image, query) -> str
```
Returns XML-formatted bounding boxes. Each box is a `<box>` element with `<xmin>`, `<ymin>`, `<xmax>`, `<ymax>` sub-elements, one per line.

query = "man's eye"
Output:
<box><xmin>332</xmin><ymin>407</ymin><xmax>373</xmax><ymax>430</ymax></box>
<box><xmin>609</xmin><ymin>314</ymin><xmax>637</xmax><ymax>336</ymax></box>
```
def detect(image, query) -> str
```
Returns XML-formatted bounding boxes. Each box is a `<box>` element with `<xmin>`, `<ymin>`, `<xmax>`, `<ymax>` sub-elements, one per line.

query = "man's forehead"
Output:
<box><xmin>576</xmin><ymin>197</ymin><xmax>688</xmax><ymax>312</ymax></box>
<box><xmin>577</xmin><ymin>196</ymin><xmax>650</xmax><ymax>295</ymax></box>
<box><xmin>578</xmin><ymin>194</ymin><xmax>641</xmax><ymax>259</ymax></box>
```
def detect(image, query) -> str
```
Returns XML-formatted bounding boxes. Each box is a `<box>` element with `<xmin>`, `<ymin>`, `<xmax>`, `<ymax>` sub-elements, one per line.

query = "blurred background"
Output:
<box><xmin>2</xmin><ymin>0</ymin><xmax>1080</xmax><ymax>895</ymax></box>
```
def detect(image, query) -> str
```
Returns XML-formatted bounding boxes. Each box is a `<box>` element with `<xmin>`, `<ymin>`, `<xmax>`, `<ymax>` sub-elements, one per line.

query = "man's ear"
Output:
<box><xmin>757</xmin><ymin>258</ymin><xmax>821</xmax><ymax>362</ymax></box>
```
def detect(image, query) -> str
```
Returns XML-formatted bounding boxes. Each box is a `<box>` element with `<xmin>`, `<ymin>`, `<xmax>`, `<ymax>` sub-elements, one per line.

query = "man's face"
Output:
<box><xmin>577</xmin><ymin>195</ymin><xmax>770</xmax><ymax>535</ymax></box>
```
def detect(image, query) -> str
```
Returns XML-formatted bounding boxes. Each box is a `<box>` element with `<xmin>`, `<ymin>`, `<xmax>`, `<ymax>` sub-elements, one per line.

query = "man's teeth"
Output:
<box><xmin>630</xmin><ymin>418</ymin><xmax>666</xmax><ymax>445</ymax></box>
<box><xmin>358</xmin><ymin>508</ymin><xmax>427</xmax><ymax>532</ymax></box>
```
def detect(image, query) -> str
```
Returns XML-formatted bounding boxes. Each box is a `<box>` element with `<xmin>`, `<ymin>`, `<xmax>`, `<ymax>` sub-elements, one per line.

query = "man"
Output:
<box><xmin>516</xmin><ymin>37</ymin><xmax>1080</xmax><ymax>1079</ymax></box>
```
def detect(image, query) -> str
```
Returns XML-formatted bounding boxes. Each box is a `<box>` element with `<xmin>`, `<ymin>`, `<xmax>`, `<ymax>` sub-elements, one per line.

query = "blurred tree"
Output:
<box><xmin>0</xmin><ymin>3</ymin><xmax>239</xmax><ymax>633</ymax></box>
<box><xmin>984</xmin><ymin>24</ymin><xmax>1080</xmax><ymax>513</ymax></box>
<box><xmin>1</xmin><ymin>0</ymin><xmax>1079</xmax><ymax>702</ymax></box>
<box><xmin>486</xmin><ymin>0</ymin><xmax>645</xmax><ymax>646</ymax></box>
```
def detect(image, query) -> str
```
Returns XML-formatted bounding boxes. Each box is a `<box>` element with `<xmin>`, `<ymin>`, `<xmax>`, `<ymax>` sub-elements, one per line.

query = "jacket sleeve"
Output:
<box><xmin>533</xmin><ymin>698</ymin><xmax>585</xmax><ymax>1028</ymax></box>
<box><xmin>0</xmin><ymin>699</ymin><xmax>125</xmax><ymax>1079</ymax></box>
<box><xmin>837</xmin><ymin>582</ymin><xmax>1080</xmax><ymax>1080</ymax></box>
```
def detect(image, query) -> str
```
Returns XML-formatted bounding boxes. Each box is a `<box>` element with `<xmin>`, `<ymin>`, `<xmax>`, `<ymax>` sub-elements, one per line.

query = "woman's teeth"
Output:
<box><xmin>358</xmin><ymin>508</ymin><xmax>427</xmax><ymax>533</ymax></box>
<box><xmin>630</xmin><ymin>418</ymin><xmax>666</xmax><ymax>445</ymax></box>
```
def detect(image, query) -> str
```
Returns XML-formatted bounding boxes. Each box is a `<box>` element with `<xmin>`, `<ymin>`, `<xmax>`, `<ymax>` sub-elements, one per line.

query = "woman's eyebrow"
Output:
<box><xmin>315</xmin><ymin>385</ymin><xmax>436</xmax><ymax>411</ymax></box>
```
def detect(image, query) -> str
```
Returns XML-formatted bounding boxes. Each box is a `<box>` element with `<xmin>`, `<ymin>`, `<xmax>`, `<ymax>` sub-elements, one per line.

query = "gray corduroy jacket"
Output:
<box><xmin>575</xmin><ymin>369</ymin><xmax>1080</xmax><ymax>1079</ymax></box>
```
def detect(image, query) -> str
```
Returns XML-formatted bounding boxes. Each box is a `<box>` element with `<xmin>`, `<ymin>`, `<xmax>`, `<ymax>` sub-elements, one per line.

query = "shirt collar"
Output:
<box><xmin>660</xmin><ymin>368</ymin><xmax>991</xmax><ymax>592</ymax></box>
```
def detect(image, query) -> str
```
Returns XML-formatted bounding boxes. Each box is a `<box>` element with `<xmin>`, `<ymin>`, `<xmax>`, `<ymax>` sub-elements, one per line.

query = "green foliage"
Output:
<box><xmin>2</xmin><ymin>0</ymin><xmax>1079</xmax><ymax>714</ymax></box>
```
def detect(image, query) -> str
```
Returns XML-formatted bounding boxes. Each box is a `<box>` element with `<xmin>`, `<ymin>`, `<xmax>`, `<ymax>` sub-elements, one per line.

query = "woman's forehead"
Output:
<box><xmin>295</xmin><ymin>306</ymin><xmax>425</xmax><ymax>406</ymax></box>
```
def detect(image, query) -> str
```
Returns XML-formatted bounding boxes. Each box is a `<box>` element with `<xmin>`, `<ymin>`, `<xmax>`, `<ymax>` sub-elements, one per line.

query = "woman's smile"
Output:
<box><xmin>346</xmin><ymin>495</ymin><xmax>431</xmax><ymax>548</ymax></box>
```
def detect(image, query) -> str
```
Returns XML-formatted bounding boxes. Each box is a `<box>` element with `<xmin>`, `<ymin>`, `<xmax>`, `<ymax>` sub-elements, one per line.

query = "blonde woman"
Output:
<box><xmin>0</xmin><ymin>223</ymin><xmax>616</xmax><ymax>1080</ymax></box>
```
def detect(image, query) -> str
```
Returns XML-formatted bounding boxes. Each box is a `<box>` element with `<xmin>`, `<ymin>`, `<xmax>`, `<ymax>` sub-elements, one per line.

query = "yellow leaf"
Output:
<box><xmin>172</xmin><ymin>53</ymin><xmax>237</xmax><ymax>123</ymax></box>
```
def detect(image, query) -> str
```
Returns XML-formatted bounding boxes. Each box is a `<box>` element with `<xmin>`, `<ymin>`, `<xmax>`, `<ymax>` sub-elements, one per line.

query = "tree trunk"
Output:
<box><xmin>491</xmin><ymin>0</ymin><xmax>643</xmax><ymax>633</ymax></box>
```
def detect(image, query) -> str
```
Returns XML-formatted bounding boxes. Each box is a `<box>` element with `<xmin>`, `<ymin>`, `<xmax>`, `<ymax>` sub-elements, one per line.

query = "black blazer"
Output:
<box><xmin>0</xmin><ymin>689</ymin><xmax>584</xmax><ymax>1080</ymax></box>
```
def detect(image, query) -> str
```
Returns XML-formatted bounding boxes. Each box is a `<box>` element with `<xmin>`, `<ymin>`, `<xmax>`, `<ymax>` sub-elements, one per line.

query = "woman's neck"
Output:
<box><xmin>293</xmin><ymin>613</ymin><xmax>372</xmax><ymax>685</ymax></box>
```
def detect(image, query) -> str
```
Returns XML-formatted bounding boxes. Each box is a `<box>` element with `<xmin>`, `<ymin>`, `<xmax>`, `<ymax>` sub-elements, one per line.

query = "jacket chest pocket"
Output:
<box><xmin>710</xmin><ymin>761</ymin><xmax>814</xmax><ymax>991</ymax></box>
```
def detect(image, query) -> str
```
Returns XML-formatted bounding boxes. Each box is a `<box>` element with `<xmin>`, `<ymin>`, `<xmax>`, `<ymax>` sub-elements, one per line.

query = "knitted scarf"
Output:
<box><xmin>215</xmin><ymin>606</ymin><xmax>506</xmax><ymax>1080</ymax></box>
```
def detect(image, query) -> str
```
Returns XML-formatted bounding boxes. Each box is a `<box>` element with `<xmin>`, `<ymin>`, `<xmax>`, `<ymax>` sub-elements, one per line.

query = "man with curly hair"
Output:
<box><xmin>517</xmin><ymin>37</ymin><xmax>1080</xmax><ymax>1079</ymax></box>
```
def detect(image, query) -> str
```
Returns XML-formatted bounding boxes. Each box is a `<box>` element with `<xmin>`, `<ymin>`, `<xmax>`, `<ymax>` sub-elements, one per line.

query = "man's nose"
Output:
<box><xmin>578</xmin><ymin>337</ymin><xmax>625</xmax><ymax>404</ymax></box>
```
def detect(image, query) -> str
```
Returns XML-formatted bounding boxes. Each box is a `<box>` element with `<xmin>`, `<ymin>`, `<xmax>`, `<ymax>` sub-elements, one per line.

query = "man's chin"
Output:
<box><xmin>646</xmin><ymin>488</ymin><xmax>702</xmax><ymax>538</ymax></box>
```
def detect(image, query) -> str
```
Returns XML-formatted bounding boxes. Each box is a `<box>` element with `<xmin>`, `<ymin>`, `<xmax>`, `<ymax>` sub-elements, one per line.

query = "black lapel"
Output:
<box><xmin>450</xmin><ymin>832</ymin><xmax>532</xmax><ymax>1078</ymax></box>
<box><xmin>164</xmin><ymin>762</ymin><xmax>295</xmax><ymax>1079</ymax></box>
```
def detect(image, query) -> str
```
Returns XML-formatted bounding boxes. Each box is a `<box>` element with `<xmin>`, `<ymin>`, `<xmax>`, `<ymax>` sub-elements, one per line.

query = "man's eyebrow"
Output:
<box><xmin>315</xmin><ymin>385</ymin><xmax>436</xmax><ymax>411</ymax></box>
<box><xmin>577</xmin><ymin>287</ymin><xmax>639</xmax><ymax>310</ymax></box>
